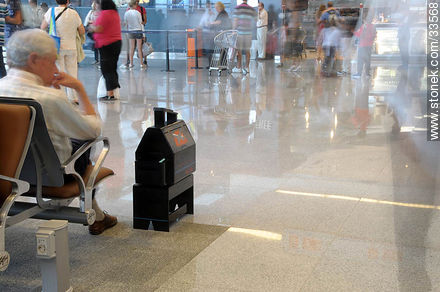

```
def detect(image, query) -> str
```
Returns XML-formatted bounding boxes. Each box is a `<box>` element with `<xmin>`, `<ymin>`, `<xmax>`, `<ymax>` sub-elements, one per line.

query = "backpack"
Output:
<box><xmin>324</xmin><ymin>8</ymin><xmax>338</xmax><ymax>27</ymax></box>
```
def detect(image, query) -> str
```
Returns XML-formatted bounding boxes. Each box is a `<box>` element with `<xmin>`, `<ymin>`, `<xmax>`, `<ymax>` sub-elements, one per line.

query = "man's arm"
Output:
<box><xmin>6</xmin><ymin>0</ymin><xmax>22</xmax><ymax>25</ymax></box>
<box><xmin>78</xmin><ymin>24</ymin><xmax>85</xmax><ymax>35</ymax></box>
<box><xmin>5</xmin><ymin>10</ymin><xmax>21</xmax><ymax>24</ymax></box>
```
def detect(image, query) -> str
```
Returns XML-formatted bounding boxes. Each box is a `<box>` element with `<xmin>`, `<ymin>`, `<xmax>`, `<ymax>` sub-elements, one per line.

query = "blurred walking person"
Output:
<box><xmin>277</xmin><ymin>2</ymin><xmax>288</xmax><ymax>68</ymax></box>
<box><xmin>89</xmin><ymin>0</ymin><xmax>122</xmax><ymax>100</ymax></box>
<box><xmin>315</xmin><ymin>4</ymin><xmax>326</xmax><ymax>62</ymax></box>
<box><xmin>339</xmin><ymin>16</ymin><xmax>354</xmax><ymax>75</ymax></box>
<box><xmin>0</xmin><ymin>0</ymin><xmax>21</xmax><ymax>78</ymax></box>
<box><xmin>198</xmin><ymin>1</ymin><xmax>216</xmax><ymax>67</ymax></box>
<box><xmin>256</xmin><ymin>2</ymin><xmax>267</xmax><ymax>60</ymax></box>
<box><xmin>84</xmin><ymin>0</ymin><xmax>100</xmax><ymax>65</ymax></box>
<box><xmin>321</xmin><ymin>14</ymin><xmax>341</xmax><ymax>77</ymax></box>
<box><xmin>284</xmin><ymin>0</ymin><xmax>304</xmax><ymax>72</ymax></box>
<box><xmin>352</xmin><ymin>15</ymin><xmax>376</xmax><ymax>78</ymax></box>
<box><xmin>231</xmin><ymin>0</ymin><xmax>257</xmax><ymax>75</ymax></box>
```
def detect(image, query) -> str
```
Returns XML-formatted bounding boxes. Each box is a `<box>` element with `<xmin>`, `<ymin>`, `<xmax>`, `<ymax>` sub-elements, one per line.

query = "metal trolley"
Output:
<box><xmin>209</xmin><ymin>30</ymin><xmax>238</xmax><ymax>76</ymax></box>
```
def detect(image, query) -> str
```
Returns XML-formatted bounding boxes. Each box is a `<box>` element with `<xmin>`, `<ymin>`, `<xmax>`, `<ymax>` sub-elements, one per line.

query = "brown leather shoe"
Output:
<box><xmin>88</xmin><ymin>212</ymin><xmax>118</xmax><ymax>235</ymax></box>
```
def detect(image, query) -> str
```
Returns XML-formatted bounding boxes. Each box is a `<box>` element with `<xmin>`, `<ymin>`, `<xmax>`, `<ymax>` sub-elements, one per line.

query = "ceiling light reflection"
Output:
<box><xmin>276</xmin><ymin>190</ymin><xmax>359</xmax><ymax>201</ymax></box>
<box><xmin>276</xmin><ymin>190</ymin><xmax>440</xmax><ymax>210</ymax></box>
<box><xmin>228</xmin><ymin>227</ymin><xmax>282</xmax><ymax>241</ymax></box>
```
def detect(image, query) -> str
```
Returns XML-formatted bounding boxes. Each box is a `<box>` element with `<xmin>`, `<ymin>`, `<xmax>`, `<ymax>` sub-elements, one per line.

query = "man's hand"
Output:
<box><xmin>52</xmin><ymin>72</ymin><xmax>82</xmax><ymax>90</ymax></box>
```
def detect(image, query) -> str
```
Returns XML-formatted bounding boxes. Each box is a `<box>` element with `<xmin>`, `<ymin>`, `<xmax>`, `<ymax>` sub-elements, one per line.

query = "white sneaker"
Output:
<box><xmin>242</xmin><ymin>68</ymin><xmax>249</xmax><ymax>75</ymax></box>
<box><xmin>232</xmin><ymin>67</ymin><xmax>242</xmax><ymax>73</ymax></box>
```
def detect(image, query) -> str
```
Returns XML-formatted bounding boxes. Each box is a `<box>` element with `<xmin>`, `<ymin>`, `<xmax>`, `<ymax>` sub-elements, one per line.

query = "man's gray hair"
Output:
<box><xmin>7</xmin><ymin>29</ymin><xmax>57</xmax><ymax>68</ymax></box>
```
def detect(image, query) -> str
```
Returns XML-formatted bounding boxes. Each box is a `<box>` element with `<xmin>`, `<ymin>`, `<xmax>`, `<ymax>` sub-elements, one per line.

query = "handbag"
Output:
<box><xmin>142</xmin><ymin>42</ymin><xmax>154</xmax><ymax>57</ymax></box>
<box><xmin>97</xmin><ymin>76</ymin><xmax>107</xmax><ymax>98</ymax></box>
<box><xmin>49</xmin><ymin>7</ymin><xmax>68</xmax><ymax>53</ymax></box>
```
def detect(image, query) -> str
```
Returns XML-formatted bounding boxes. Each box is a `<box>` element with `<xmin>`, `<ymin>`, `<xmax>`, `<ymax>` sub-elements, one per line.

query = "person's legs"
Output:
<box><xmin>124</xmin><ymin>34</ymin><xmax>130</xmax><ymax>66</ymax></box>
<box><xmin>356</xmin><ymin>47</ymin><xmax>366</xmax><ymax>75</ymax></box>
<box><xmin>245</xmin><ymin>50</ymin><xmax>251</xmax><ymax>69</ymax></box>
<box><xmin>341</xmin><ymin>37</ymin><xmax>352</xmax><ymax>73</ymax></box>
<box><xmin>64</xmin><ymin>50</ymin><xmax>78</xmax><ymax>101</ymax></box>
<box><xmin>99</xmin><ymin>41</ymin><xmax>121</xmax><ymax>97</ymax></box>
<box><xmin>236</xmin><ymin>50</ymin><xmax>242</xmax><ymax>69</ymax></box>
<box><xmin>243</xmin><ymin>35</ymin><xmax>252</xmax><ymax>71</ymax></box>
<box><xmin>399</xmin><ymin>36</ymin><xmax>410</xmax><ymax>69</ymax></box>
<box><xmin>68</xmin><ymin>139</ymin><xmax>103</xmax><ymax>220</ymax></box>
<box><xmin>257</xmin><ymin>27</ymin><xmax>267</xmax><ymax>59</ymax></box>
<box><xmin>57</xmin><ymin>51</ymin><xmax>66</xmax><ymax>72</ymax></box>
<box><xmin>56</xmin><ymin>52</ymin><xmax>72</xmax><ymax>99</ymax></box>
<box><xmin>0</xmin><ymin>46</ymin><xmax>6</xmax><ymax>78</ymax></box>
<box><xmin>329</xmin><ymin>46</ymin><xmax>336</xmax><ymax>74</ymax></box>
<box><xmin>364</xmin><ymin>46</ymin><xmax>372</xmax><ymax>76</ymax></box>
<box><xmin>107</xmin><ymin>40</ymin><xmax>121</xmax><ymax>96</ymax></box>
<box><xmin>94</xmin><ymin>47</ymin><xmax>99</xmax><ymax>63</ymax></box>
<box><xmin>70</xmin><ymin>139</ymin><xmax>91</xmax><ymax>177</ymax></box>
<box><xmin>136</xmin><ymin>38</ymin><xmax>143</xmax><ymax>67</ymax></box>
<box><xmin>129</xmin><ymin>38</ymin><xmax>135</xmax><ymax>66</ymax></box>
<box><xmin>257</xmin><ymin>28</ymin><xmax>263</xmax><ymax>58</ymax></box>
<box><xmin>322</xmin><ymin>46</ymin><xmax>330</xmax><ymax>73</ymax></box>
<box><xmin>143</xmin><ymin>36</ymin><xmax>148</xmax><ymax>65</ymax></box>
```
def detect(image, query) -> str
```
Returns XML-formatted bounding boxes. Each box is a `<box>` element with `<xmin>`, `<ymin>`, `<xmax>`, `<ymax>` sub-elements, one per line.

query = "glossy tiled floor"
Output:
<box><xmin>3</xmin><ymin>54</ymin><xmax>439</xmax><ymax>291</ymax></box>
<box><xmin>78</xmin><ymin>55</ymin><xmax>439</xmax><ymax>291</ymax></box>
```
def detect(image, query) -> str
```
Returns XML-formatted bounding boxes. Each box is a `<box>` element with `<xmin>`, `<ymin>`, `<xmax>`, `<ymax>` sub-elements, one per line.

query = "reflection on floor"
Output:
<box><xmin>1</xmin><ymin>57</ymin><xmax>439</xmax><ymax>291</ymax></box>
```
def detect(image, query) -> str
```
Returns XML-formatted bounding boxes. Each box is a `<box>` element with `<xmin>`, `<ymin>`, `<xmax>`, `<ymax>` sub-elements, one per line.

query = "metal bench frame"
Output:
<box><xmin>0</xmin><ymin>97</ymin><xmax>111</xmax><ymax>271</ymax></box>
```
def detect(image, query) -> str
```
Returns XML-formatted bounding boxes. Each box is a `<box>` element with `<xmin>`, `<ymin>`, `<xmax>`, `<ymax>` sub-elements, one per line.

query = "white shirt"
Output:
<box><xmin>0</xmin><ymin>69</ymin><xmax>102</xmax><ymax>164</ymax></box>
<box><xmin>199</xmin><ymin>9</ymin><xmax>216</xmax><ymax>31</ymax></box>
<box><xmin>124</xmin><ymin>9</ymin><xmax>143</xmax><ymax>31</ymax></box>
<box><xmin>44</xmin><ymin>7</ymin><xmax>82</xmax><ymax>50</ymax></box>
<box><xmin>257</xmin><ymin>9</ymin><xmax>268</xmax><ymax>27</ymax></box>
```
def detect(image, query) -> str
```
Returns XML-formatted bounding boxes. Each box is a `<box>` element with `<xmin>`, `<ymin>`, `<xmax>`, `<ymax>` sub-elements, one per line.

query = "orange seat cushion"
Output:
<box><xmin>0</xmin><ymin>104</ymin><xmax>31</xmax><ymax>206</ymax></box>
<box><xmin>28</xmin><ymin>165</ymin><xmax>114</xmax><ymax>199</ymax></box>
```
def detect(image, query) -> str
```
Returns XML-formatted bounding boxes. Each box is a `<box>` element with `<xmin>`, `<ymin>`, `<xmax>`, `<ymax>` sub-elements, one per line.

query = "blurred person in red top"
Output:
<box><xmin>89</xmin><ymin>0</ymin><xmax>122</xmax><ymax>100</ymax></box>
<box><xmin>352</xmin><ymin>14</ymin><xmax>376</xmax><ymax>78</ymax></box>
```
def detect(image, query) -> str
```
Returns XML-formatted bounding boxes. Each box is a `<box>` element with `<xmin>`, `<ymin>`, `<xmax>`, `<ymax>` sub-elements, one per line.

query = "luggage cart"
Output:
<box><xmin>209</xmin><ymin>30</ymin><xmax>238</xmax><ymax>76</ymax></box>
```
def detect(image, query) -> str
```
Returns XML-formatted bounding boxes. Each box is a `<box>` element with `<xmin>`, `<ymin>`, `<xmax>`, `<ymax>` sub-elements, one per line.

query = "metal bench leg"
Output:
<box><xmin>36</xmin><ymin>220</ymin><xmax>72</xmax><ymax>292</ymax></box>
<box><xmin>0</xmin><ymin>224</ymin><xmax>9</xmax><ymax>271</ymax></box>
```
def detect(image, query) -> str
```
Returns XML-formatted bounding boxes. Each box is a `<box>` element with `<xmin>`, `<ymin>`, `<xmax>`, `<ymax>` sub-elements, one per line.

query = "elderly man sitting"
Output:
<box><xmin>0</xmin><ymin>29</ymin><xmax>117</xmax><ymax>235</ymax></box>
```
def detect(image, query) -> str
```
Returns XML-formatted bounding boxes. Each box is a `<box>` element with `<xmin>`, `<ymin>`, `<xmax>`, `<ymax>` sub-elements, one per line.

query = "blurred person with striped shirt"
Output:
<box><xmin>231</xmin><ymin>0</ymin><xmax>257</xmax><ymax>75</ymax></box>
